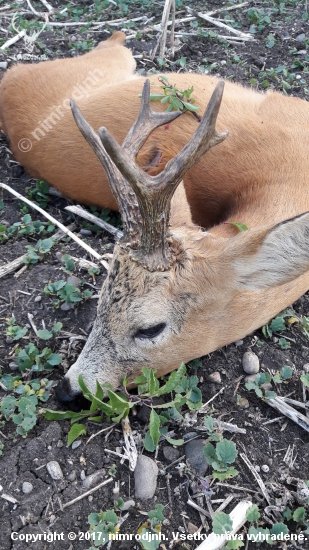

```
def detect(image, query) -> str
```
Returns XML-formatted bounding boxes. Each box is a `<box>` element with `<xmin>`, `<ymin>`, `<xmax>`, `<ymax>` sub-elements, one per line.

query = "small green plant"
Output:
<box><xmin>245</xmin><ymin>366</ymin><xmax>293</xmax><ymax>400</ymax></box>
<box><xmin>15</xmin><ymin>342</ymin><xmax>62</xmax><ymax>373</ymax></box>
<box><xmin>43</xmin><ymin>280</ymin><xmax>93</xmax><ymax>308</ymax></box>
<box><xmin>61</xmin><ymin>254</ymin><xmax>76</xmax><ymax>274</ymax></box>
<box><xmin>26</xmin><ymin>179</ymin><xmax>51</xmax><ymax>209</ymax></box>
<box><xmin>263</xmin><ymin>308</ymin><xmax>309</xmax><ymax>341</ymax></box>
<box><xmin>203</xmin><ymin>416</ymin><xmax>238</xmax><ymax>480</ymax></box>
<box><xmin>6</xmin><ymin>317</ymin><xmax>28</xmax><ymax>341</ymax></box>
<box><xmin>23</xmin><ymin>237</ymin><xmax>57</xmax><ymax>266</ymax></box>
<box><xmin>137</xmin><ymin>504</ymin><xmax>164</xmax><ymax>550</ymax></box>
<box><xmin>44</xmin><ymin>363</ymin><xmax>202</xmax><ymax>449</ymax></box>
<box><xmin>87</xmin><ymin>509</ymin><xmax>119</xmax><ymax>547</ymax></box>
<box><xmin>0</xmin><ymin>214</ymin><xmax>55</xmax><ymax>243</ymax></box>
<box><xmin>143</xmin><ymin>75</ymin><xmax>200</xmax><ymax>114</ymax></box>
<box><xmin>0</xmin><ymin>378</ymin><xmax>52</xmax><ymax>437</ymax></box>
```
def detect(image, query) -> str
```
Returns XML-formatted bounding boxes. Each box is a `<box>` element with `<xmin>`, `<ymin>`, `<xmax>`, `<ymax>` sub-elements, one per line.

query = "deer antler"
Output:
<box><xmin>71</xmin><ymin>79</ymin><xmax>228</xmax><ymax>271</ymax></box>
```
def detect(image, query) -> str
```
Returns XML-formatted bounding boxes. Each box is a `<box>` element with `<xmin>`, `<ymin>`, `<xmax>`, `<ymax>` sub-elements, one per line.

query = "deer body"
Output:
<box><xmin>1</xmin><ymin>32</ymin><xmax>309</xmax><ymax>401</ymax></box>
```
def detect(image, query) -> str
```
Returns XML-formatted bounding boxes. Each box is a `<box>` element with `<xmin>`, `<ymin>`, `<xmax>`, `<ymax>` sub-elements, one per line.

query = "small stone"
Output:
<box><xmin>185</xmin><ymin>439</ymin><xmax>208</xmax><ymax>476</ymax></box>
<box><xmin>67</xmin><ymin>275</ymin><xmax>81</xmax><ymax>287</ymax></box>
<box><xmin>206</xmin><ymin>371</ymin><xmax>221</xmax><ymax>384</ymax></box>
<box><xmin>80</xmin><ymin>470</ymin><xmax>86</xmax><ymax>480</ymax></box>
<box><xmin>34</xmin><ymin>296</ymin><xmax>42</xmax><ymax>302</ymax></box>
<box><xmin>67</xmin><ymin>470</ymin><xmax>76</xmax><ymax>482</ymax></box>
<box><xmin>237</xmin><ymin>397</ymin><xmax>249</xmax><ymax>409</ymax></box>
<box><xmin>82</xmin><ymin>469</ymin><xmax>106</xmax><ymax>489</ymax></box>
<box><xmin>197</xmin><ymin>51</ymin><xmax>203</xmax><ymax>57</ymax></box>
<box><xmin>261</xmin><ymin>465</ymin><xmax>269</xmax><ymax>473</ymax></box>
<box><xmin>60</xmin><ymin>302</ymin><xmax>72</xmax><ymax>311</ymax></box>
<box><xmin>121</xmin><ymin>499</ymin><xmax>135</xmax><ymax>511</ymax></box>
<box><xmin>46</xmin><ymin>461</ymin><xmax>63</xmax><ymax>480</ymax></box>
<box><xmin>235</xmin><ymin>340</ymin><xmax>244</xmax><ymax>347</ymax></box>
<box><xmin>303</xmin><ymin>364</ymin><xmax>309</xmax><ymax>373</ymax></box>
<box><xmin>0</xmin><ymin>62</ymin><xmax>8</xmax><ymax>69</ymax></box>
<box><xmin>88</xmin><ymin>495</ymin><xmax>93</xmax><ymax>502</ymax></box>
<box><xmin>296</xmin><ymin>33</ymin><xmax>306</xmax><ymax>41</ymax></box>
<box><xmin>162</xmin><ymin>446</ymin><xmax>180</xmax><ymax>464</ymax></box>
<box><xmin>9</xmin><ymin>362</ymin><xmax>19</xmax><ymax>371</ymax></box>
<box><xmin>255</xmin><ymin>465</ymin><xmax>260</xmax><ymax>472</ymax></box>
<box><xmin>134</xmin><ymin>455</ymin><xmax>158</xmax><ymax>500</ymax></box>
<box><xmin>55</xmin><ymin>252</ymin><xmax>63</xmax><ymax>262</ymax></box>
<box><xmin>71</xmin><ymin>440</ymin><xmax>82</xmax><ymax>450</ymax></box>
<box><xmin>221</xmin><ymin>60</ymin><xmax>227</xmax><ymax>65</ymax></box>
<box><xmin>79</xmin><ymin>229</ymin><xmax>92</xmax><ymax>236</ymax></box>
<box><xmin>57</xmin><ymin>440</ymin><xmax>64</xmax><ymax>448</ymax></box>
<box><xmin>188</xmin><ymin>522</ymin><xmax>199</xmax><ymax>534</ymax></box>
<box><xmin>242</xmin><ymin>351</ymin><xmax>260</xmax><ymax>374</ymax></box>
<box><xmin>22</xmin><ymin>482</ymin><xmax>33</xmax><ymax>494</ymax></box>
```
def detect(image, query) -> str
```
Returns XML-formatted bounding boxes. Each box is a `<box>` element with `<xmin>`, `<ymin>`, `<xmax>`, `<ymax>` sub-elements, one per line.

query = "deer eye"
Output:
<box><xmin>135</xmin><ymin>323</ymin><xmax>166</xmax><ymax>340</ymax></box>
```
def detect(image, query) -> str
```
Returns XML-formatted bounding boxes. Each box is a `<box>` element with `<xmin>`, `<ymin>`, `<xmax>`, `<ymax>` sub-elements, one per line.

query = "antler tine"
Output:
<box><xmin>123</xmin><ymin>79</ymin><xmax>182</xmax><ymax>157</ymax></box>
<box><xmin>70</xmin><ymin>98</ymin><xmax>141</xmax><ymax>242</ymax></box>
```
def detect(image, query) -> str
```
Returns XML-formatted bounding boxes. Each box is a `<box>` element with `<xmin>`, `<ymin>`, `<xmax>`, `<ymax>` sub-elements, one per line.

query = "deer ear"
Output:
<box><xmin>233</xmin><ymin>213</ymin><xmax>309</xmax><ymax>290</ymax></box>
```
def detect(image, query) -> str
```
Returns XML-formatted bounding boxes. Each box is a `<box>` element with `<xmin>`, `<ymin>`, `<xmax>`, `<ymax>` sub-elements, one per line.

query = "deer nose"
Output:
<box><xmin>55</xmin><ymin>378</ymin><xmax>75</xmax><ymax>403</ymax></box>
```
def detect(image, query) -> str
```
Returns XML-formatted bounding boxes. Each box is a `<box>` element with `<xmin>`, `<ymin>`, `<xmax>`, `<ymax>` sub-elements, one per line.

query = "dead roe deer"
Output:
<box><xmin>1</xmin><ymin>31</ymin><xmax>309</xmax><ymax>404</ymax></box>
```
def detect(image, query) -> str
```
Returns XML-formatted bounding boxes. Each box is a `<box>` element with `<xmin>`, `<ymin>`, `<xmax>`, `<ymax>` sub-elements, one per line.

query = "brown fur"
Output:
<box><xmin>2</xmin><ymin>32</ymin><xmax>309</xmax><ymax>395</ymax></box>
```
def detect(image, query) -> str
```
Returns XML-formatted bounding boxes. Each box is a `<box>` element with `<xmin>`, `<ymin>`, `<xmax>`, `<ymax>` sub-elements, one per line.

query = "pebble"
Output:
<box><xmin>237</xmin><ymin>397</ymin><xmax>249</xmax><ymax>409</ymax></box>
<box><xmin>134</xmin><ymin>455</ymin><xmax>158</xmax><ymax>500</ymax></box>
<box><xmin>235</xmin><ymin>340</ymin><xmax>244</xmax><ymax>347</ymax></box>
<box><xmin>162</xmin><ymin>446</ymin><xmax>180</xmax><ymax>464</ymax></box>
<box><xmin>34</xmin><ymin>295</ymin><xmax>42</xmax><ymax>302</ymax></box>
<box><xmin>71</xmin><ymin>440</ymin><xmax>82</xmax><ymax>450</ymax></box>
<box><xmin>255</xmin><ymin>465</ymin><xmax>260</xmax><ymax>472</ymax></box>
<box><xmin>303</xmin><ymin>364</ymin><xmax>309</xmax><ymax>373</ymax></box>
<box><xmin>22</xmin><ymin>482</ymin><xmax>33</xmax><ymax>494</ymax></box>
<box><xmin>185</xmin><ymin>439</ymin><xmax>208</xmax><ymax>476</ymax></box>
<box><xmin>0</xmin><ymin>62</ymin><xmax>8</xmax><ymax>69</ymax></box>
<box><xmin>60</xmin><ymin>302</ymin><xmax>72</xmax><ymax>311</ymax></box>
<box><xmin>206</xmin><ymin>371</ymin><xmax>221</xmax><ymax>384</ymax></box>
<box><xmin>9</xmin><ymin>361</ymin><xmax>19</xmax><ymax>371</ymax></box>
<box><xmin>67</xmin><ymin>275</ymin><xmax>81</xmax><ymax>287</ymax></box>
<box><xmin>242</xmin><ymin>351</ymin><xmax>260</xmax><ymax>374</ymax></box>
<box><xmin>46</xmin><ymin>461</ymin><xmax>63</xmax><ymax>480</ymax></box>
<box><xmin>121</xmin><ymin>499</ymin><xmax>136</xmax><ymax>511</ymax></box>
<box><xmin>79</xmin><ymin>229</ymin><xmax>92</xmax><ymax>236</ymax></box>
<box><xmin>188</xmin><ymin>522</ymin><xmax>199</xmax><ymax>534</ymax></box>
<box><xmin>82</xmin><ymin>469</ymin><xmax>106</xmax><ymax>490</ymax></box>
<box><xmin>67</xmin><ymin>470</ymin><xmax>76</xmax><ymax>482</ymax></box>
<box><xmin>261</xmin><ymin>465</ymin><xmax>269</xmax><ymax>473</ymax></box>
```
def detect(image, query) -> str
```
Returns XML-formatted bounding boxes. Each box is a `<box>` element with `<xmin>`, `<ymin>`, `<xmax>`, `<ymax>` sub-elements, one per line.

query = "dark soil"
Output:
<box><xmin>0</xmin><ymin>1</ymin><xmax>309</xmax><ymax>549</ymax></box>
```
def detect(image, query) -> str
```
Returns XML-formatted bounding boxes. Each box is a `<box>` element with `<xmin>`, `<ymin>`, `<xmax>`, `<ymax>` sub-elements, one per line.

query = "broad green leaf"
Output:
<box><xmin>265</xmin><ymin>391</ymin><xmax>277</xmax><ymax>399</ymax></box>
<box><xmin>293</xmin><ymin>507</ymin><xmax>306</xmax><ymax>523</ymax></box>
<box><xmin>67</xmin><ymin>423</ymin><xmax>87</xmax><ymax>446</ymax></box>
<box><xmin>143</xmin><ymin>430</ymin><xmax>157</xmax><ymax>452</ymax></box>
<box><xmin>182</xmin><ymin>101</ymin><xmax>200</xmax><ymax>112</ymax></box>
<box><xmin>204</xmin><ymin>442</ymin><xmax>216</xmax><ymax>459</ymax></box>
<box><xmin>43</xmin><ymin>409</ymin><xmax>78</xmax><ymax>420</ymax></box>
<box><xmin>212</xmin><ymin>512</ymin><xmax>233</xmax><ymax>535</ymax></box>
<box><xmin>270</xmin><ymin>522</ymin><xmax>288</xmax><ymax>539</ymax></box>
<box><xmin>270</xmin><ymin>316</ymin><xmax>286</xmax><ymax>332</ymax></box>
<box><xmin>148</xmin><ymin>503</ymin><xmax>164</xmax><ymax>522</ymax></box>
<box><xmin>216</xmin><ymin>439</ymin><xmax>238</xmax><ymax>465</ymax></box>
<box><xmin>149</xmin><ymin>409</ymin><xmax>161</xmax><ymax>446</ymax></box>
<box><xmin>37</xmin><ymin>329</ymin><xmax>53</xmax><ymax>340</ymax></box>
<box><xmin>283</xmin><ymin>507</ymin><xmax>292</xmax><ymax>521</ymax></box>
<box><xmin>204</xmin><ymin>415</ymin><xmax>214</xmax><ymax>433</ymax></box>
<box><xmin>46</xmin><ymin>353</ymin><xmax>62</xmax><ymax>366</ymax></box>
<box><xmin>246</xmin><ymin>504</ymin><xmax>260</xmax><ymax>522</ymax></box>
<box><xmin>164</xmin><ymin>437</ymin><xmax>184</xmax><ymax>446</ymax></box>
<box><xmin>281</xmin><ymin>365</ymin><xmax>293</xmax><ymax>379</ymax></box>
<box><xmin>157</xmin><ymin>363</ymin><xmax>186</xmax><ymax>395</ymax></box>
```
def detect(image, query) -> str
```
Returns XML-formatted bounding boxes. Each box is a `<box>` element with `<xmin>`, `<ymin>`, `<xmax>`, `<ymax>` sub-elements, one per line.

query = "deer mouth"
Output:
<box><xmin>55</xmin><ymin>378</ymin><xmax>87</xmax><ymax>411</ymax></box>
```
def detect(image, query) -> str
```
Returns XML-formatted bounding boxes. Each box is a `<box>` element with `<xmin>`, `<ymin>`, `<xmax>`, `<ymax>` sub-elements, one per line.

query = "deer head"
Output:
<box><xmin>55</xmin><ymin>80</ymin><xmax>309</xmax><ymax>404</ymax></box>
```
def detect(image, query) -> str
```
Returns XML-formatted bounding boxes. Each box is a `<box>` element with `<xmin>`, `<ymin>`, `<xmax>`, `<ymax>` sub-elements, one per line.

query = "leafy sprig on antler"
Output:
<box><xmin>141</xmin><ymin>75</ymin><xmax>201</xmax><ymax>119</ymax></box>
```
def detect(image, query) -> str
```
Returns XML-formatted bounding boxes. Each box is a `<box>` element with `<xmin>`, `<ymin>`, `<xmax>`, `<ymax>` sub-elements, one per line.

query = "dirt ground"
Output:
<box><xmin>0</xmin><ymin>1</ymin><xmax>309</xmax><ymax>549</ymax></box>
